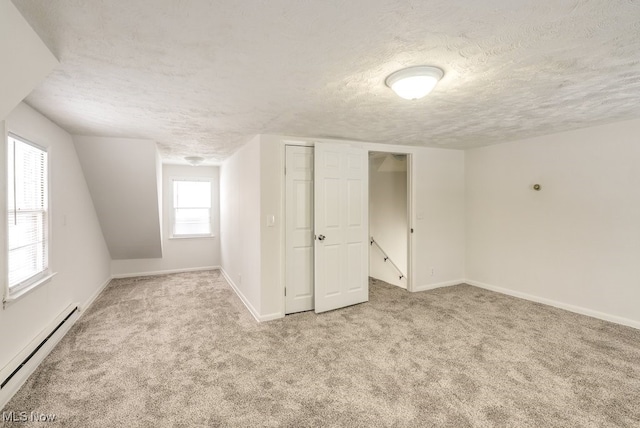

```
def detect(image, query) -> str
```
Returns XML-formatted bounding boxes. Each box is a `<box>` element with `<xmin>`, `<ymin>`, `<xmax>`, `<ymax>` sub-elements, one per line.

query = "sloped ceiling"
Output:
<box><xmin>73</xmin><ymin>136</ymin><xmax>163</xmax><ymax>260</ymax></box>
<box><xmin>12</xmin><ymin>0</ymin><xmax>640</xmax><ymax>163</ymax></box>
<box><xmin>0</xmin><ymin>0</ymin><xmax>57</xmax><ymax>120</ymax></box>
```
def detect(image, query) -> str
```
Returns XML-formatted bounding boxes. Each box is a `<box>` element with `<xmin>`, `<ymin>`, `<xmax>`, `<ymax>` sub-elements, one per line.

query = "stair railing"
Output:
<box><xmin>370</xmin><ymin>236</ymin><xmax>405</xmax><ymax>280</ymax></box>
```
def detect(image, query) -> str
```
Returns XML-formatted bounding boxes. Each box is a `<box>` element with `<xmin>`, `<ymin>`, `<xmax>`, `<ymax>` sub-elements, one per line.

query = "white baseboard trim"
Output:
<box><xmin>259</xmin><ymin>311</ymin><xmax>285</xmax><ymax>322</ymax></box>
<box><xmin>111</xmin><ymin>266</ymin><xmax>221</xmax><ymax>279</ymax></box>
<box><xmin>413</xmin><ymin>279</ymin><xmax>465</xmax><ymax>292</ymax></box>
<box><xmin>0</xmin><ymin>304</ymin><xmax>80</xmax><ymax>410</ymax></box>
<box><xmin>219</xmin><ymin>268</ymin><xmax>260</xmax><ymax>322</ymax></box>
<box><xmin>78</xmin><ymin>276</ymin><xmax>112</xmax><ymax>319</ymax></box>
<box><xmin>219</xmin><ymin>268</ymin><xmax>283</xmax><ymax>322</ymax></box>
<box><xmin>466</xmin><ymin>279</ymin><xmax>640</xmax><ymax>330</ymax></box>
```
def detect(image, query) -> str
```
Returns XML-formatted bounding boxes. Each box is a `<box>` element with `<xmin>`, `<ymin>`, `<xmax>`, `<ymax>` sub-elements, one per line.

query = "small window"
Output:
<box><xmin>7</xmin><ymin>134</ymin><xmax>49</xmax><ymax>292</ymax></box>
<box><xmin>171</xmin><ymin>178</ymin><xmax>213</xmax><ymax>238</ymax></box>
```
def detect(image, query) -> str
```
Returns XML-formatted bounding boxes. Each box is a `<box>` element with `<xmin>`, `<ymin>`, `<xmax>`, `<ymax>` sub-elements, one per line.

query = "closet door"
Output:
<box><xmin>285</xmin><ymin>146</ymin><xmax>314</xmax><ymax>314</ymax></box>
<box><xmin>314</xmin><ymin>143</ymin><xmax>368</xmax><ymax>313</ymax></box>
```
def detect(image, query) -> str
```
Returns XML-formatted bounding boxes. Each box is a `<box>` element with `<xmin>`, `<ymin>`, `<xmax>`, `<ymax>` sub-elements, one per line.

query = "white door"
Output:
<box><xmin>314</xmin><ymin>143</ymin><xmax>369</xmax><ymax>313</ymax></box>
<box><xmin>285</xmin><ymin>146</ymin><xmax>314</xmax><ymax>314</ymax></box>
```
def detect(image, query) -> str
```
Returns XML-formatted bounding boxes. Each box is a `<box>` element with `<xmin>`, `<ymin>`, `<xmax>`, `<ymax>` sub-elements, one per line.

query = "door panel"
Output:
<box><xmin>285</xmin><ymin>146</ymin><xmax>314</xmax><ymax>314</ymax></box>
<box><xmin>294</xmin><ymin>181</ymin><xmax>312</xmax><ymax>228</ymax></box>
<box><xmin>325</xmin><ymin>244</ymin><xmax>341</xmax><ymax>296</ymax></box>
<box><xmin>347</xmin><ymin>242</ymin><xmax>364</xmax><ymax>291</ymax></box>
<box><xmin>324</xmin><ymin>178</ymin><xmax>341</xmax><ymax>228</ymax></box>
<box><xmin>314</xmin><ymin>143</ymin><xmax>368</xmax><ymax>313</ymax></box>
<box><xmin>347</xmin><ymin>180</ymin><xmax>362</xmax><ymax>226</ymax></box>
<box><xmin>292</xmin><ymin>246</ymin><xmax>313</xmax><ymax>297</ymax></box>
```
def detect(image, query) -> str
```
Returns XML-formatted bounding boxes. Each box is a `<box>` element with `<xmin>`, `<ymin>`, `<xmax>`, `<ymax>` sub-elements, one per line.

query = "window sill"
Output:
<box><xmin>169</xmin><ymin>235</ymin><xmax>216</xmax><ymax>240</ymax></box>
<box><xmin>3</xmin><ymin>272</ymin><xmax>57</xmax><ymax>308</ymax></box>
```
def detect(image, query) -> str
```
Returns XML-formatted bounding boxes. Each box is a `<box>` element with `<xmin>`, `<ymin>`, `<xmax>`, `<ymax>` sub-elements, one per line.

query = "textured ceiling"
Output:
<box><xmin>12</xmin><ymin>0</ymin><xmax>640</xmax><ymax>163</ymax></box>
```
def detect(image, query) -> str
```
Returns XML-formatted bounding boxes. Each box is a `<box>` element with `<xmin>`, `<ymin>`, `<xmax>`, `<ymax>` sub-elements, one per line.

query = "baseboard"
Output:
<box><xmin>0</xmin><ymin>304</ymin><xmax>79</xmax><ymax>410</ymax></box>
<box><xmin>413</xmin><ymin>279</ymin><xmax>465</xmax><ymax>292</ymax></box>
<box><xmin>78</xmin><ymin>276</ymin><xmax>112</xmax><ymax>319</ymax></box>
<box><xmin>219</xmin><ymin>268</ymin><xmax>260</xmax><ymax>322</ymax></box>
<box><xmin>111</xmin><ymin>266</ymin><xmax>220</xmax><ymax>279</ymax></box>
<box><xmin>219</xmin><ymin>268</ymin><xmax>282</xmax><ymax>322</ymax></box>
<box><xmin>259</xmin><ymin>311</ymin><xmax>285</xmax><ymax>322</ymax></box>
<box><xmin>466</xmin><ymin>279</ymin><xmax>640</xmax><ymax>330</ymax></box>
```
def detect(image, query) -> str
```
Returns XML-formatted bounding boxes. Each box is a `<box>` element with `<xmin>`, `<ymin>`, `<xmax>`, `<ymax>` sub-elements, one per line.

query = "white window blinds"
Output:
<box><xmin>172</xmin><ymin>179</ymin><xmax>212</xmax><ymax>237</ymax></box>
<box><xmin>7</xmin><ymin>135</ymin><xmax>49</xmax><ymax>289</ymax></box>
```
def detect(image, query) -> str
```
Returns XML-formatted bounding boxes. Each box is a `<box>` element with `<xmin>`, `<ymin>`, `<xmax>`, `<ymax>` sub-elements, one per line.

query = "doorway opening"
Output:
<box><xmin>368</xmin><ymin>152</ymin><xmax>410</xmax><ymax>290</ymax></box>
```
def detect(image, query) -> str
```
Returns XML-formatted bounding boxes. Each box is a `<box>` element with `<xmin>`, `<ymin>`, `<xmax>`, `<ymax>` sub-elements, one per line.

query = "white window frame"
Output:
<box><xmin>3</xmin><ymin>132</ymin><xmax>55</xmax><ymax>305</ymax></box>
<box><xmin>170</xmin><ymin>177</ymin><xmax>215</xmax><ymax>239</ymax></box>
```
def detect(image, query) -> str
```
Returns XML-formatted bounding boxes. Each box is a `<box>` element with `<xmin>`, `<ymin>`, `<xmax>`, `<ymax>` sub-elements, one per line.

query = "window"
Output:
<box><xmin>171</xmin><ymin>178</ymin><xmax>213</xmax><ymax>238</ymax></box>
<box><xmin>7</xmin><ymin>134</ymin><xmax>49</xmax><ymax>293</ymax></box>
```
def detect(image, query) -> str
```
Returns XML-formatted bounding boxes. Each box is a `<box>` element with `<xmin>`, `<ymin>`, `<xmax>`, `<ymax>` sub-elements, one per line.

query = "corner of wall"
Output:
<box><xmin>155</xmin><ymin>149</ymin><xmax>163</xmax><ymax>255</ymax></box>
<box><xmin>0</xmin><ymin>120</ymin><xmax>7</xmax><ymax>302</ymax></box>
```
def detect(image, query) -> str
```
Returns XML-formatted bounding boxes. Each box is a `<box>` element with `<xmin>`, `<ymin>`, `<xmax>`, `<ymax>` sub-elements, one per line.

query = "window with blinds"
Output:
<box><xmin>7</xmin><ymin>134</ymin><xmax>49</xmax><ymax>290</ymax></box>
<box><xmin>172</xmin><ymin>179</ymin><xmax>213</xmax><ymax>237</ymax></box>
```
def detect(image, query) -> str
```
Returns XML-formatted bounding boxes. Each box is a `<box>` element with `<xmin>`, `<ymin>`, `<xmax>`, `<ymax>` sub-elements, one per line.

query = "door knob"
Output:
<box><xmin>317</xmin><ymin>234</ymin><xmax>325</xmax><ymax>241</ymax></box>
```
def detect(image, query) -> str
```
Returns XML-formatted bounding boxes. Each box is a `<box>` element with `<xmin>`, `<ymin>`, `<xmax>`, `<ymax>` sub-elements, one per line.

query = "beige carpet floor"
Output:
<box><xmin>1</xmin><ymin>270</ymin><xmax>639</xmax><ymax>427</ymax></box>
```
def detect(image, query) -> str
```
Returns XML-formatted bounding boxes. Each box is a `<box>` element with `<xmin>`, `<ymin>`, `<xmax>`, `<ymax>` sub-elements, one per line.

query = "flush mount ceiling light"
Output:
<box><xmin>385</xmin><ymin>65</ymin><xmax>444</xmax><ymax>100</ymax></box>
<box><xmin>184</xmin><ymin>156</ymin><xmax>204</xmax><ymax>166</ymax></box>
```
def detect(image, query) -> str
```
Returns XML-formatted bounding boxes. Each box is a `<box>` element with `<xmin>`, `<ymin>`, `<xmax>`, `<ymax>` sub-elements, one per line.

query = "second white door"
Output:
<box><xmin>314</xmin><ymin>143</ymin><xmax>369</xmax><ymax>313</ymax></box>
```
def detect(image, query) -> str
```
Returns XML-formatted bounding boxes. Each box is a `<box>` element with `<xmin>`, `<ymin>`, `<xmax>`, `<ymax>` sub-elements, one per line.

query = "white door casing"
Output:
<box><xmin>314</xmin><ymin>143</ymin><xmax>369</xmax><ymax>313</ymax></box>
<box><xmin>285</xmin><ymin>146</ymin><xmax>314</xmax><ymax>314</ymax></box>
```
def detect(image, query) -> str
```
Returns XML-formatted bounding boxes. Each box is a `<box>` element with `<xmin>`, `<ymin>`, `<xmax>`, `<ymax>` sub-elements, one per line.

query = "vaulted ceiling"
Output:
<box><xmin>13</xmin><ymin>0</ymin><xmax>640</xmax><ymax>163</ymax></box>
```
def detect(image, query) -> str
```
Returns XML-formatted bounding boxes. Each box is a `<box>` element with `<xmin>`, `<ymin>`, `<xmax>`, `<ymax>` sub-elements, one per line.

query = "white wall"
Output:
<box><xmin>110</xmin><ymin>164</ymin><xmax>221</xmax><ymax>277</ymax></box>
<box><xmin>412</xmin><ymin>147</ymin><xmax>466</xmax><ymax>291</ymax></box>
<box><xmin>0</xmin><ymin>102</ymin><xmax>111</xmax><ymax>372</ymax></box>
<box><xmin>0</xmin><ymin>0</ymin><xmax>58</xmax><ymax>120</ymax></box>
<box><xmin>369</xmin><ymin>156</ymin><xmax>408</xmax><ymax>287</ymax></box>
<box><xmin>465</xmin><ymin>118</ymin><xmax>640</xmax><ymax>328</ymax></box>
<box><xmin>219</xmin><ymin>136</ymin><xmax>262</xmax><ymax>317</ymax></box>
<box><xmin>73</xmin><ymin>136</ymin><xmax>163</xmax><ymax>259</ymax></box>
<box><xmin>259</xmin><ymin>136</ymin><xmax>283</xmax><ymax>319</ymax></box>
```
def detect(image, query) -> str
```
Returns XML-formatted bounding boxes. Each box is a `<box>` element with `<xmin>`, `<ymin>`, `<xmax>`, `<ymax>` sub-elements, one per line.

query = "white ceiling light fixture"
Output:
<box><xmin>184</xmin><ymin>156</ymin><xmax>205</xmax><ymax>166</ymax></box>
<box><xmin>385</xmin><ymin>65</ymin><xmax>444</xmax><ymax>100</ymax></box>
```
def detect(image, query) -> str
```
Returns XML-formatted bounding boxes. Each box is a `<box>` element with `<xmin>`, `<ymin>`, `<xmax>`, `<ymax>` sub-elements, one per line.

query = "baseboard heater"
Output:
<box><xmin>1</xmin><ymin>305</ymin><xmax>79</xmax><ymax>390</ymax></box>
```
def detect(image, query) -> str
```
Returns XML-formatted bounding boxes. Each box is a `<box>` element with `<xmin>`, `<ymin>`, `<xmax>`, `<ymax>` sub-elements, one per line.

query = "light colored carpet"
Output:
<box><xmin>2</xmin><ymin>271</ymin><xmax>639</xmax><ymax>427</ymax></box>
